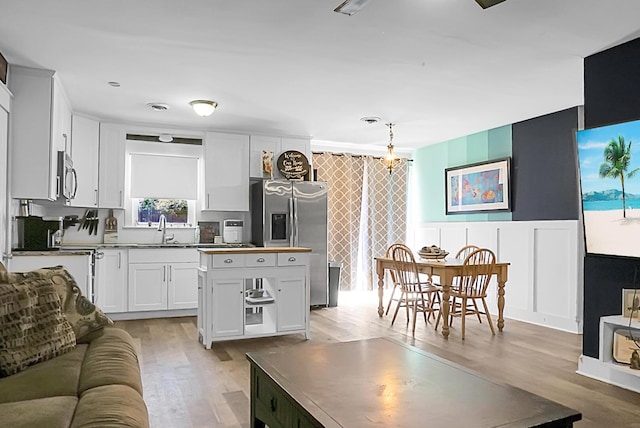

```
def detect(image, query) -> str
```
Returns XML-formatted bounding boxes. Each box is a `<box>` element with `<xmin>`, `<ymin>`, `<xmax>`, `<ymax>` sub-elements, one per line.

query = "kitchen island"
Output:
<box><xmin>198</xmin><ymin>247</ymin><xmax>311</xmax><ymax>349</ymax></box>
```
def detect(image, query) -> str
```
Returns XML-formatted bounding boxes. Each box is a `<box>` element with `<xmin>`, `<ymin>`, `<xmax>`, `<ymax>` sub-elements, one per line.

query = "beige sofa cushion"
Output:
<box><xmin>79</xmin><ymin>327</ymin><xmax>144</xmax><ymax>396</ymax></box>
<box><xmin>0</xmin><ymin>344</ymin><xmax>87</xmax><ymax>404</ymax></box>
<box><xmin>1</xmin><ymin>265</ymin><xmax>113</xmax><ymax>343</ymax></box>
<box><xmin>72</xmin><ymin>384</ymin><xmax>149</xmax><ymax>428</ymax></box>
<box><xmin>0</xmin><ymin>396</ymin><xmax>79</xmax><ymax>428</ymax></box>
<box><xmin>0</xmin><ymin>278</ymin><xmax>76</xmax><ymax>376</ymax></box>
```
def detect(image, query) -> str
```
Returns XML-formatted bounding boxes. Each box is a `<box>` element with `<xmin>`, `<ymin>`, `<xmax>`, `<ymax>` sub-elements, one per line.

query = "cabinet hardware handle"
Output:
<box><xmin>163</xmin><ymin>266</ymin><xmax>166</xmax><ymax>281</ymax></box>
<box><xmin>207</xmin><ymin>194</ymin><xmax>210</xmax><ymax>209</ymax></box>
<box><xmin>119</xmin><ymin>190</ymin><xmax>123</xmax><ymax>207</ymax></box>
<box><xmin>288</xmin><ymin>257</ymin><xmax>296</xmax><ymax>262</ymax></box>
<box><xmin>257</xmin><ymin>258</ymin><xmax>265</xmax><ymax>263</ymax></box>
<box><xmin>94</xmin><ymin>189</ymin><xmax>98</xmax><ymax>206</ymax></box>
<box><xmin>224</xmin><ymin>259</ymin><xmax>233</xmax><ymax>264</ymax></box>
<box><xmin>270</xmin><ymin>396</ymin><xmax>277</xmax><ymax>412</ymax></box>
<box><xmin>117</xmin><ymin>252</ymin><xmax>121</xmax><ymax>269</ymax></box>
<box><xmin>169</xmin><ymin>266</ymin><xmax>172</xmax><ymax>282</ymax></box>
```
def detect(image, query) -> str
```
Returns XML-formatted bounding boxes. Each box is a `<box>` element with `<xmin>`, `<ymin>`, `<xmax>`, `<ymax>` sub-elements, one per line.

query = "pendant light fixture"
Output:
<box><xmin>189</xmin><ymin>100</ymin><xmax>218</xmax><ymax>117</ymax></box>
<box><xmin>382</xmin><ymin>123</ymin><xmax>403</xmax><ymax>174</ymax></box>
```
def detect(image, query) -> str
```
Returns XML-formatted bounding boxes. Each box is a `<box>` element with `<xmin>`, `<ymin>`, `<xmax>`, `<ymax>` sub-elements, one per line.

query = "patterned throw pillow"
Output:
<box><xmin>0</xmin><ymin>266</ymin><xmax>113</xmax><ymax>343</ymax></box>
<box><xmin>0</xmin><ymin>277</ymin><xmax>76</xmax><ymax>376</ymax></box>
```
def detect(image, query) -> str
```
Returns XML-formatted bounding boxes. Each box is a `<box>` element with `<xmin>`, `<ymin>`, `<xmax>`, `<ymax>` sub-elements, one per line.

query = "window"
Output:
<box><xmin>125</xmin><ymin>136</ymin><xmax>203</xmax><ymax>227</ymax></box>
<box><xmin>136</xmin><ymin>198</ymin><xmax>189</xmax><ymax>225</ymax></box>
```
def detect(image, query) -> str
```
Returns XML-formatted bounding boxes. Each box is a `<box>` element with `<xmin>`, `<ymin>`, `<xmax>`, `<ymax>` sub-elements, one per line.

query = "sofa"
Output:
<box><xmin>0</xmin><ymin>263</ymin><xmax>149</xmax><ymax>428</ymax></box>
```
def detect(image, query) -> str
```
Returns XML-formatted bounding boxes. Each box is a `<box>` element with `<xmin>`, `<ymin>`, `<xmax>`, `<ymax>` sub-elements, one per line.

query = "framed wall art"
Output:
<box><xmin>445</xmin><ymin>157</ymin><xmax>511</xmax><ymax>214</ymax></box>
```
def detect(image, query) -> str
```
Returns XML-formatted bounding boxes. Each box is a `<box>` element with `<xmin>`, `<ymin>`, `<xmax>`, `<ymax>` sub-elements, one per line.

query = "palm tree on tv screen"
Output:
<box><xmin>599</xmin><ymin>135</ymin><xmax>640</xmax><ymax>218</ymax></box>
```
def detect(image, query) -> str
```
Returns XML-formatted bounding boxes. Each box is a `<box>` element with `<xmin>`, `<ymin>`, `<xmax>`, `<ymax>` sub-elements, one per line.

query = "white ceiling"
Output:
<box><xmin>2</xmin><ymin>0</ymin><xmax>640</xmax><ymax>154</ymax></box>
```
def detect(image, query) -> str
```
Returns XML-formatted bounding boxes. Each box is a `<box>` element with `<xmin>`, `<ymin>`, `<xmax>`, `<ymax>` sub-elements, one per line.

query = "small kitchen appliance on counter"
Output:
<box><xmin>223</xmin><ymin>219</ymin><xmax>244</xmax><ymax>244</ymax></box>
<box><xmin>15</xmin><ymin>216</ymin><xmax>64</xmax><ymax>251</ymax></box>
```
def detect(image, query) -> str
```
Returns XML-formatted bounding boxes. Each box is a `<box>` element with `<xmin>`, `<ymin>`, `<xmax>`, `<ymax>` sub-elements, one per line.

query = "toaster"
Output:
<box><xmin>223</xmin><ymin>219</ymin><xmax>244</xmax><ymax>244</ymax></box>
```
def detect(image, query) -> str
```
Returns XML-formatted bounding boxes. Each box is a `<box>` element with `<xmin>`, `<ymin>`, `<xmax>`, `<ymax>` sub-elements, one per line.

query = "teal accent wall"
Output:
<box><xmin>414</xmin><ymin>125</ymin><xmax>512</xmax><ymax>222</ymax></box>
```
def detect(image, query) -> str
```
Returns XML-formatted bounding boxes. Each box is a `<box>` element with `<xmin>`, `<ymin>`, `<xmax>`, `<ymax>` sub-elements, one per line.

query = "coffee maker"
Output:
<box><xmin>15</xmin><ymin>216</ymin><xmax>64</xmax><ymax>250</ymax></box>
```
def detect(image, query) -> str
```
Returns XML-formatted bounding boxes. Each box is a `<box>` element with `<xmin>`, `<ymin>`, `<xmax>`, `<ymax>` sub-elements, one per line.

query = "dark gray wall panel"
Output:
<box><xmin>583</xmin><ymin>37</ymin><xmax>640</xmax><ymax>358</ymax></box>
<box><xmin>512</xmin><ymin>107</ymin><xmax>581</xmax><ymax>221</ymax></box>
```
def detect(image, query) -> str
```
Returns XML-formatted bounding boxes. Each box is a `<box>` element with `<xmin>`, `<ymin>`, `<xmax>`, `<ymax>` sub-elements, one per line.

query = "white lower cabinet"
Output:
<box><xmin>199</xmin><ymin>249</ymin><xmax>310</xmax><ymax>349</ymax></box>
<box><xmin>9</xmin><ymin>253</ymin><xmax>92</xmax><ymax>299</ymax></box>
<box><xmin>94</xmin><ymin>249</ymin><xmax>128</xmax><ymax>313</ymax></box>
<box><xmin>128</xmin><ymin>249</ymin><xmax>199</xmax><ymax>312</ymax></box>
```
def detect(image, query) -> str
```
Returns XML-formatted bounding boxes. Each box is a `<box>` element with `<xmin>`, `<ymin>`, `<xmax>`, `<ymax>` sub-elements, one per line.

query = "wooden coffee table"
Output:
<box><xmin>247</xmin><ymin>337</ymin><xmax>581</xmax><ymax>427</ymax></box>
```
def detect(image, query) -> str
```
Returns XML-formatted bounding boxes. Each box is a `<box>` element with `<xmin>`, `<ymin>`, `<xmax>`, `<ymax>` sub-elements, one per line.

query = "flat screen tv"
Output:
<box><xmin>577</xmin><ymin>118</ymin><xmax>640</xmax><ymax>258</ymax></box>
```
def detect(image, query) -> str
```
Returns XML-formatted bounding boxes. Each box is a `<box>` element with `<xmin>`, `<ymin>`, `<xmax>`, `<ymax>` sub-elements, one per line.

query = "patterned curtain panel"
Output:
<box><xmin>313</xmin><ymin>152</ymin><xmax>408</xmax><ymax>291</ymax></box>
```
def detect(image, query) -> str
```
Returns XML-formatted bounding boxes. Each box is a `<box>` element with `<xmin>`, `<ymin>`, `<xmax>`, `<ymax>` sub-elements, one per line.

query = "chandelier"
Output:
<box><xmin>382</xmin><ymin>123</ymin><xmax>403</xmax><ymax>174</ymax></box>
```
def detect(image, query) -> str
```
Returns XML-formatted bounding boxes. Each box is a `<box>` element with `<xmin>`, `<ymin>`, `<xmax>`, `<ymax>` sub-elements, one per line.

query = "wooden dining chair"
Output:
<box><xmin>453</xmin><ymin>244</ymin><xmax>482</xmax><ymax>322</ymax></box>
<box><xmin>436</xmin><ymin>248</ymin><xmax>496</xmax><ymax>339</ymax></box>
<box><xmin>391</xmin><ymin>245</ymin><xmax>441</xmax><ymax>336</ymax></box>
<box><xmin>384</xmin><ymin>243</ymin><xmax>413</xmax><ymax>315</ymax></box>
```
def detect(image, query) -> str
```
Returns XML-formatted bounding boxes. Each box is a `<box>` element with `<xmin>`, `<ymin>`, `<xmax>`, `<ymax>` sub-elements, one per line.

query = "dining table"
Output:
<box><xmin>374</xmin><ymin>255</ymin><xmax>510</xmax><ymax>339</ymax></box>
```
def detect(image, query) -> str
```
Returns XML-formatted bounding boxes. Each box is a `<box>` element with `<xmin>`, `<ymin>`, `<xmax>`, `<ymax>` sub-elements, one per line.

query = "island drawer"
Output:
<box><xmin>246</xmin><ymin>253</ymin><xmax>277</xmax><ymax>267</ymax></box>
<box><xmin>277</xmin><ymin>253</ymin><xmax>309</xmax><ymax>267</ymax></box>
<box><xmin>212</xmin><ymin>254</ymin><xmax>245</xmax><ymax>268</ymax></box>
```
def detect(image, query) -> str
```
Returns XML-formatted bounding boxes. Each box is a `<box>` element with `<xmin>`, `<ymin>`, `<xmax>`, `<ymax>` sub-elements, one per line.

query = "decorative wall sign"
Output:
<box><xmin>277</xmin><ymin>150</ymin><xmax>310</xmax><ymax>180</ymax></box>
<box><xmin>445</xmin><ymin>157</ymin><xmax>511</xmax><ymax>214</ymax></box>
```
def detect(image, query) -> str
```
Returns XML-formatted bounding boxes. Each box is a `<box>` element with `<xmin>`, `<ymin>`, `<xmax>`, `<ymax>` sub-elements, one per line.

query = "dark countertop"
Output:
<box><xmin>12</xmin><ymin>243</ymin><xmax>256</xmax><ymax>256</ymax></box>
<box><xmin>12</xmin><ymin>249</ymin><xmax>94</xmax><ymax>256</ymax></box>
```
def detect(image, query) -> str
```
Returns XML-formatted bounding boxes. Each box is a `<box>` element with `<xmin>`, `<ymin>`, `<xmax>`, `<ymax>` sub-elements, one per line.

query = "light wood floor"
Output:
<box><xmin>115</xmin><ymin>291</ymin><xmax>640</xmax><ymax>428</ymax></box>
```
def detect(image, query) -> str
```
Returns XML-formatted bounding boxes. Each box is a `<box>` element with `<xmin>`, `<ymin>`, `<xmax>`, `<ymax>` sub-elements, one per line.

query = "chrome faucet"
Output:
<box><xmin>157</xmin><ymin>214</ymin><xmax>174</xmax><ymax>244</ymax></box>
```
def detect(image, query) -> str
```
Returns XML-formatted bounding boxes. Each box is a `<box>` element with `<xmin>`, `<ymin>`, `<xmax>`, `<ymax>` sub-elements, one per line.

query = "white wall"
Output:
<box><xmin>413</xmin><ymin>220</ymin><xmax>583</xmax><ymax>333</ymax></box>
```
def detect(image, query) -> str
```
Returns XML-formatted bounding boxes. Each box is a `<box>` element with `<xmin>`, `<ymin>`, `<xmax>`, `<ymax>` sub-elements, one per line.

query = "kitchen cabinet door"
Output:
<box><xmin>211</xmin><ymin>277</ymin><xmax>244</xmax><ymax>337</ymax></box>
<box><xmin>277</xmin><ymin>276</ymin><xmax>306</xmax><ymax>332</ymax></box>
<box><xmin>168</xmin><ymin>262</ymin><xmax>199</xmax><ymax>309</ymax></box>
<box><xmin>280</xmin><ymin>137</ymin><xmax>311</xmax><ymax>168</ymax></box>
<box><xmin>204</xmin><ymin>131</ymin><xmax>250</xmax><ymax>211</ymax></box>
<box><xmin>98</xmin><ymin>123</ymin><xmax>126</xmax><ymax>208</ymax></box>
<box><xmin>8</xmin><ymin>254</ymin><xmax>92</xmax><ymax>299</ymax></box>
<box><xmin>70</xmin><ymin>115</ymin><xmax>99</xmax><ymax>207</ymax></box>
<box><xmin>8</xmin><ymin>66</ymin><xmax>68</xmax><ymax>200</ymax></box>
<box><xmin>128</xmin><ymin>262</ymin><xmax>167</xmax><ymax>311</ymax></box>
<box><xmin>94</xmin><ymin>249</ymin><xmax>127</xmax><ymax>313</ymax></box>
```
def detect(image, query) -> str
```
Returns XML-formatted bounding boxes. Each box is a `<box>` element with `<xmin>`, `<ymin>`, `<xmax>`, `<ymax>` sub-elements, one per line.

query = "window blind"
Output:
<box><xmin>130</xmin><ymin>153</ymin><xmax>198</xmax><ymax>199</ymax></box>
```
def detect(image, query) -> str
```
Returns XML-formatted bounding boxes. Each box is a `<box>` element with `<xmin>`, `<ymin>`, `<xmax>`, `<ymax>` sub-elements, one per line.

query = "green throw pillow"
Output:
<box><xmin>0</xmin><ymin>266</ymin><xmax>113</xmax><ymax>343</ymax></box>
<box><xmin>0</xmin><ymin>277</ymin><xmax>76</xmax><ymax>377</ymax></box>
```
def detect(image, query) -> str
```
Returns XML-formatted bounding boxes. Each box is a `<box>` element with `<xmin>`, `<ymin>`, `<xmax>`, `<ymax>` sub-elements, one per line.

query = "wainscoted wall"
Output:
<box><xmin>411</xmin><ymin>108</ymin><xmax>583</xmax><ymax>332</ymax></box>
<box><xmin>415</xmin><ymin>220</ymin><xmax>583</xmax><ymax>333</ymax></box>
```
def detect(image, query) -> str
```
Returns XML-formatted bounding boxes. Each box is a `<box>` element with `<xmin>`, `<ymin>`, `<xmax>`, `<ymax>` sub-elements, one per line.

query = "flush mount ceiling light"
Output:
<box><xmin>360</xmin><ymin>116</ymin><xmax>381</xmax><ymax>124</ymax></box>
<box><xmin>189</xmin><ymin>100</ymin><xmax>218</xmax><ymax>117</ymax></box>
<box><xmin>382</xmin><ymin>123</ymin><xmax>404</xmax><ymax>175</ymax></box>
<box><xmin>146</xmin><ymin>102</ymin><xmax>169</xmax><ymax>112</ymax></box>
<box><xmin>334</xmin><ymin>0</ymin><xmax>372</xmax><ymax>15</ymax></box>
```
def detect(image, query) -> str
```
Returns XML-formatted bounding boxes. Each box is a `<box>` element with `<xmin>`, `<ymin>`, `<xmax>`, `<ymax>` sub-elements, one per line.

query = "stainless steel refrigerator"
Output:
<box><xmin>251</xmin><ymin>180</ymin><xmax>328</xmax><ymax>306</ymax></box>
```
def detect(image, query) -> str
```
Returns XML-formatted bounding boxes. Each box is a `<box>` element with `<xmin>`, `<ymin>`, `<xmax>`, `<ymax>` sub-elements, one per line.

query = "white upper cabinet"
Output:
<box><xmin>98</xmin><ymin>123</ymin><xmax>126</xmax><ymax>208</ymax></box>
<box><xmin>249</xmin><ymin>135</ymin><xmax>311</xmax><ymax>179</ymax></box>
<box><xmin>204</xmin><ymin>131</ymin><xmax>250</xmax><ymax>211</ymax></box>
<box><xmin>70</xmin><ymin>115</ymin><xmax>99</xmax><ymax>207</ymax></box>
<box><xmin>9</xmin><ymin>66</ymin><xmax>72</xmax><ymax>200</ymax></box>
